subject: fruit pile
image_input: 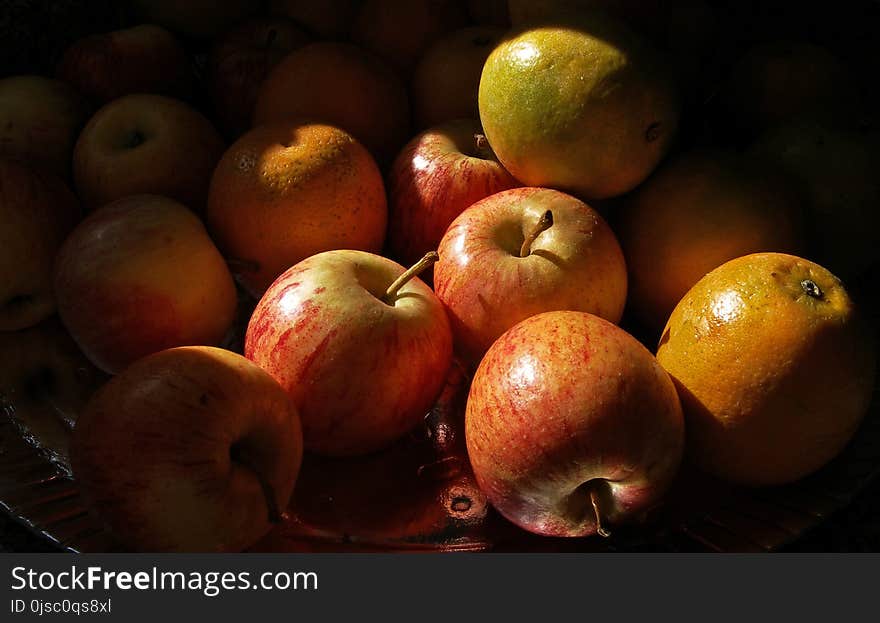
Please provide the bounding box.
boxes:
[0,0,877,552]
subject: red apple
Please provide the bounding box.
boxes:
[57,24,193,105]
[0,75,91,179]
[73,94,225,212]
[0,159,81,331]
[466,310,684,537]
[208,17,312,138]
[411,27,506,129]
[71,346,303,552]
[434,187,627,368]
[53,195,238,374]
[245,249,453,457]
[387,118,518,271]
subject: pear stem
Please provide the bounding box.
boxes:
[519,210,554,258]
[590,488,611,538]
[382,251,439,304]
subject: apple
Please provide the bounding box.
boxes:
[245,249,453,457]
[73,94,225,212]
[71,346,303,552]
[53,195,238,374]
[0,75,91,179]
[57,24,193,105]
[434,187,628,368]
[466,310,684,537]
[269,0,363,39]
[0,316,106,470]
[352,0,469,77]
[129,0,257,39]
[208,17,312,138]
[387,118,518,271]
[0,159,81,331]
[411,27,506,129]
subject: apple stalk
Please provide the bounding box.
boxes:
[232,444,283,524]
[520,210,554,258]
[474,133,497,160]
[590,488,611,538]
[382,251,439,304]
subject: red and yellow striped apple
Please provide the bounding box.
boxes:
[466,310,684,537]
[434,187,627,368]
[245,249,453,457]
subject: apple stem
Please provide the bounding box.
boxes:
[257,472,283,524]
[382,251,439,304]
[232,446,282,524]
[590,489,611,538]
[519,210,554,258]
[473,133,497,160]
[265,28,278,48]
[249,462,282,524]
[126,130,146,149]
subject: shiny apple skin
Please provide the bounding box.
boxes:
[71,346,303,552]
[434,186,627,368]
[387,118,518,269]
[245,249,453,457]
[466,310,684,537]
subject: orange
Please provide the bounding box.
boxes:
[656,253,876,486]
[618,150,805,331]
[205,122,387,296]
[253,41,410,164]
[478,15,679,199]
